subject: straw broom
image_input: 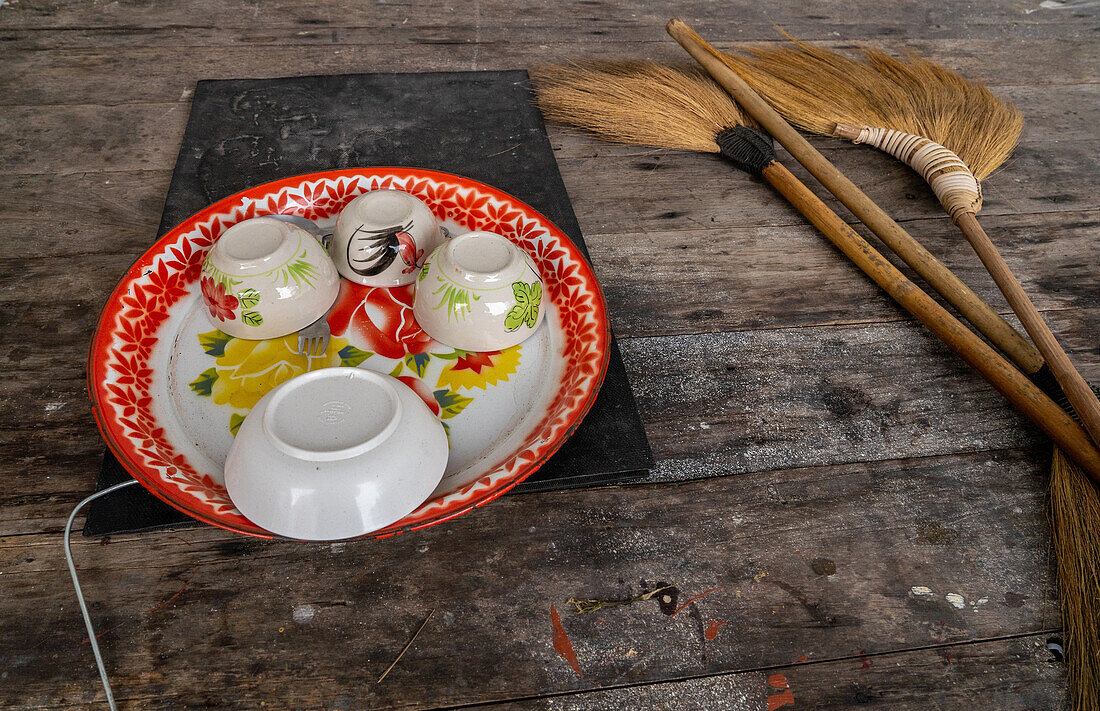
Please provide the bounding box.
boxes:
[533,58,1100,480]
[714,38,1100,449]
[713,39,1100,709]
[665,25,1100,710]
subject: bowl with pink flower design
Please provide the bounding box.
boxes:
[200,216,340,339]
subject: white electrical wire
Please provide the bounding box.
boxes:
[64,479,140,711]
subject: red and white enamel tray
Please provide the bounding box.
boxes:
[88,168,609,539]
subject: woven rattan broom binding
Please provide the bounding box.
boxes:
[834,123,983,220]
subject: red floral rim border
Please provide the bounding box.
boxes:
[88,168,610,539]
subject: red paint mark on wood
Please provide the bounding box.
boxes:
[80,622,125,645]
[767,674,794,710]
[857,650,873,670]
[704,620,727,640]
[146,566,201,615]
[550,605,582,677]
[670,587,724,617]
[167,536,193,546]
[767,689,795,711]
[791,654,808,663]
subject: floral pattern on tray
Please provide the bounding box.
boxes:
[88,169,609,538]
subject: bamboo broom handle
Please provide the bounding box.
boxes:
[666,19,1044,376]
[758,161,1100,483]
[956,211,1100,445]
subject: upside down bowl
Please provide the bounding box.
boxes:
[223,367,448,541]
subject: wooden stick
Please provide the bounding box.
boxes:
[665,19,1044,376]
[754,161,1100,482]
[377,608,435,683]
[955,211,1100,445]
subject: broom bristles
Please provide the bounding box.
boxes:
[719,39,1023,179]
[530,60,747,154]
[1051,447,1100,711]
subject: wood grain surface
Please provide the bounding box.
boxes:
[1,0,1097,708]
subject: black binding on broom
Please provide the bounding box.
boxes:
[715,125,775,174]
[1031,364,1100,427]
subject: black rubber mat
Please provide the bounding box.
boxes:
[85,70,654,536]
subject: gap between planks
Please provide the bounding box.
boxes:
[0,442,1061,549]
[417,629,1063,710]
[0,631,1062,711]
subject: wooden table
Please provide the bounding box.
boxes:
[2,1,1097,708]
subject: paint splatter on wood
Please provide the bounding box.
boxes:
[767,673,794,710]
[550,605,582,677]
[670,587,724,617]
[146,566,201,615]
[704,620,727,640]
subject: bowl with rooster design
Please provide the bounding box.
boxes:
[331,189,447,287]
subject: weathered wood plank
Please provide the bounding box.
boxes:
[2,84,1096,181]
[625,318,1062,478]
[3,305,1097,535]
[1,0,1094,42]
[558,135,1100,235]
[586,209,1100,339]
[0,0,1094,707]
[3,38,1095,107]
[0,638,1068,710]
[0,103,189,176]
[3,132,1097,264]
[0,447,1062,709]
[1,208,1094,387]
[487,634,1064,710]
[0,170,166,261]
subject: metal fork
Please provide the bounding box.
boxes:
[266,215,334,356]
[268,213,332,249]
[296,314,331,357]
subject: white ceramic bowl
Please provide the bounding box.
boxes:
[331,189,446,287]
[413,230,545,352]
[223,367,448,540]
[201,216,340,340]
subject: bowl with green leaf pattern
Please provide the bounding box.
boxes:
[412,230,545,352]
[200,216,340,340]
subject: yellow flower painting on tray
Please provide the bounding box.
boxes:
[435,346,522,391]
[188,330,371,432]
